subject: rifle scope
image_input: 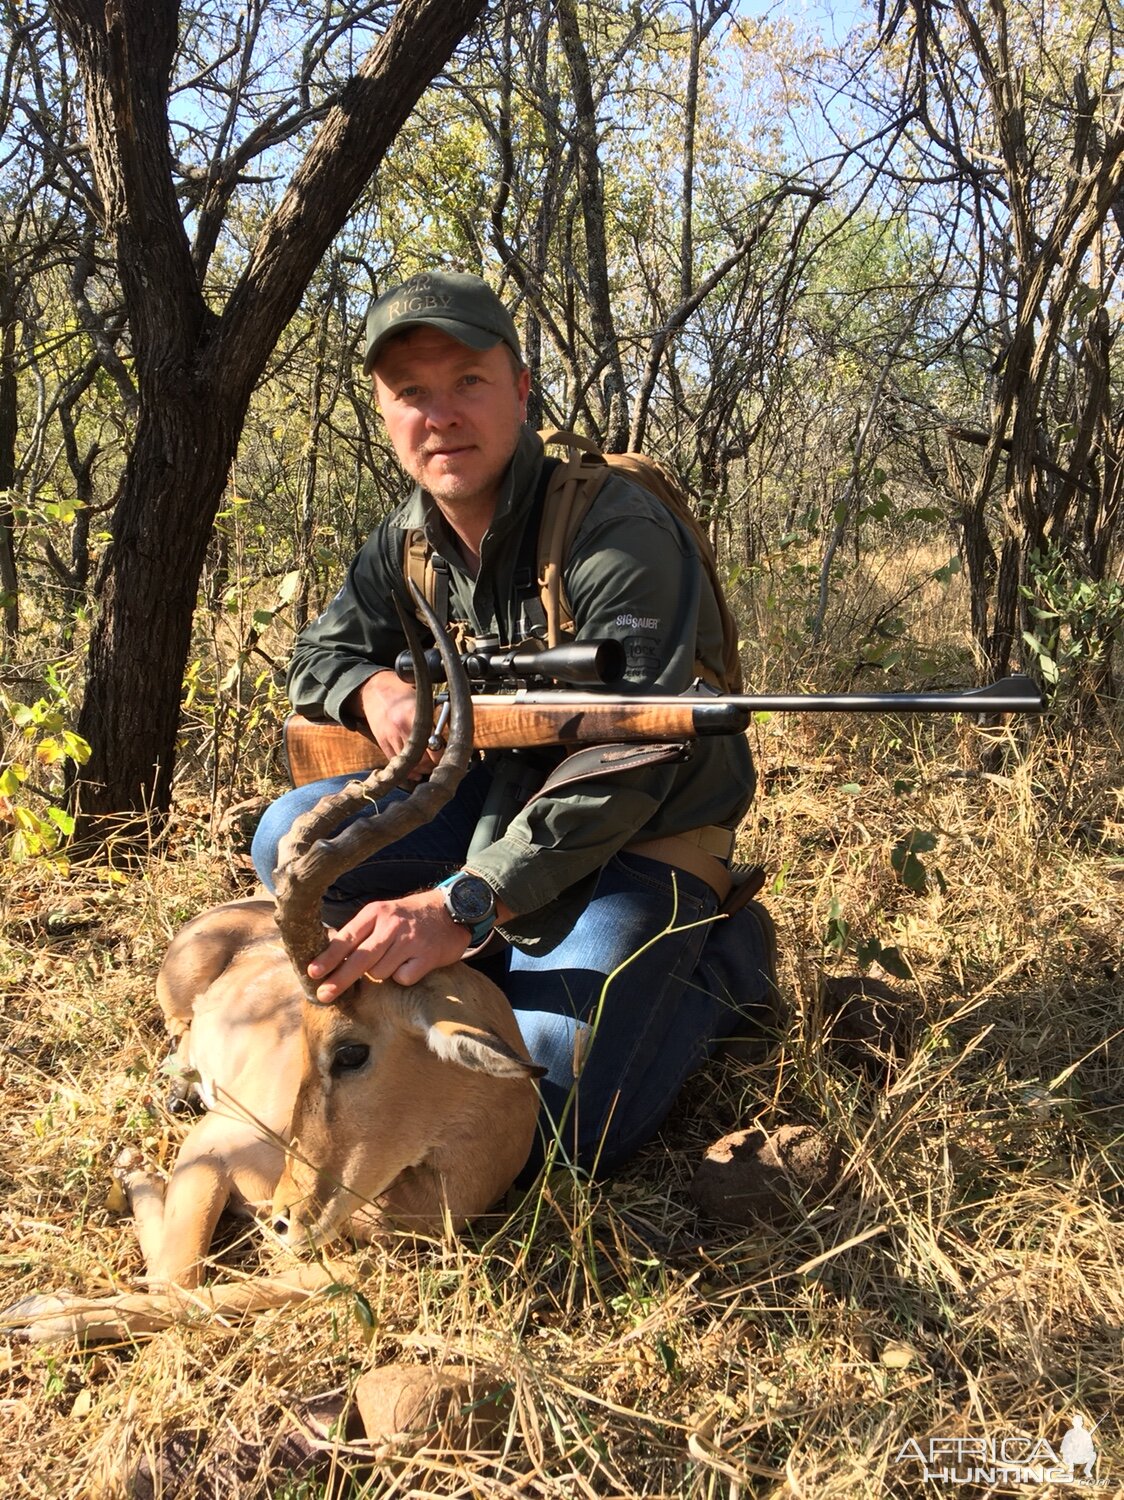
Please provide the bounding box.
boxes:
[395,638,626,688]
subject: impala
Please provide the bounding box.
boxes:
[7,593,542,1342]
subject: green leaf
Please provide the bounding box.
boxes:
[875,944,912,980]
[62,731,92,764]
[856,936,912,973]
[32,705,64,732]
[47,807,75,836]
[891,829,938,893]
[858,495,892,522]
[351,1290,375,1330]
[904,829,937,853]
[910,656,946,679]
[823,896,850,954]
[0,766,26,794]
[43,497,82,525]
[857,937,878,968]
[13,805,44,833]
[277,570,302,604]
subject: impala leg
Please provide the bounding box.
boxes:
[140,1117,241,1287]
[123,1170,171,1274]
[146,1114,286,1287]
[5,1263,342,1344]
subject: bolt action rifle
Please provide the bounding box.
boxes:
[282,636,1044,789]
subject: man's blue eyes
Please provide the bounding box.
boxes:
[397,375,482,399]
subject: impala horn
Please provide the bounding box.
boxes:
[273,583,473,999]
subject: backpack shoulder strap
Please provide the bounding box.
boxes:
[537,428,612,646]
[402,525,451,636]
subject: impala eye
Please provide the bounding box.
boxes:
[331,1043,370,1076]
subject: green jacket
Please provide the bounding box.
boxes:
[288,426,755,950]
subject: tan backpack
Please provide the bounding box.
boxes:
[404,426,743,692]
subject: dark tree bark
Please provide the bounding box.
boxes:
[47,0,488,841]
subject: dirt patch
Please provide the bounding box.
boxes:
[689,1123,844,1227]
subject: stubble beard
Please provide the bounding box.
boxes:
[411,418,522,515]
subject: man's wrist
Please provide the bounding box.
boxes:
[343,669,393,717]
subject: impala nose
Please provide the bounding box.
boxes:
[273,1212,291,1238]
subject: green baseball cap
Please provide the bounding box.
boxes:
[363,270,522,374]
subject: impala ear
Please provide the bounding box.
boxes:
[425,1018,546,1080]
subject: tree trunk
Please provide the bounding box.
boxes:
[0,273,18,645]
[48,0,488,842]
[556,0,629,452]
[75,395,239,821]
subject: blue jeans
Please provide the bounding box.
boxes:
[252,768,773,1180]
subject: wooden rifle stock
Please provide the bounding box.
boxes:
[283,676,1043,788]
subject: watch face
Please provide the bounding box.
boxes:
[449,875,494,924]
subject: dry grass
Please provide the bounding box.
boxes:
[2,550,1123,1498]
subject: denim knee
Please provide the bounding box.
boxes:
[251,787,299,889]
[250,777,355,890]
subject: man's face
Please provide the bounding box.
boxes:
[372,327,530,513]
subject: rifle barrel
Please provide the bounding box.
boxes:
[505,674,1044,718]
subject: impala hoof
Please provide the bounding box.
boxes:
[3,1293,89,1344]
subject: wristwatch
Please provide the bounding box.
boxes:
[436,872,497,948]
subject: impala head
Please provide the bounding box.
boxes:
[272,972,541,1249]
[269,587,541,1251]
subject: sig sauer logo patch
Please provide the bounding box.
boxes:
[623,635,660,682]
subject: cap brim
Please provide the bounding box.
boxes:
[364,317,502,374]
